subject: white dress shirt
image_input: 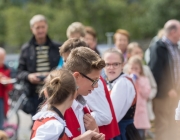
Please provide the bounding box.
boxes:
[71,100,86,134]
[84,79,112,126]
[109,74,136,122]
[32,110,72,140]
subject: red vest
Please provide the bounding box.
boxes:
[99,77,120,139]
[31,117,69,140]
[64,106,91,140]
[64,108,81,140]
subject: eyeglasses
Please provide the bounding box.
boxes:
[105,62,122,68]
[79,72,99,87]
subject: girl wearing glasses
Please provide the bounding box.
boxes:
[103,48,141,140]
[31,69,105,140]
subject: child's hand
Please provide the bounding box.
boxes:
[130,73,138,82]
[73,129,105,140]
[131,71,140,78]
[83,114,99,132]
[92,132,105,140]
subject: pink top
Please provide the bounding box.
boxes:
[134,76,151,129]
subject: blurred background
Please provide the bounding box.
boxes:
[1,0,180,76]
[1,0,180,52]
[1,1,180,139]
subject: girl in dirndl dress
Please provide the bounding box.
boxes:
[103,48,142,140]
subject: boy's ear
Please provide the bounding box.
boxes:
[72,72,80,79]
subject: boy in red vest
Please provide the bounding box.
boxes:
[59,38,120,139]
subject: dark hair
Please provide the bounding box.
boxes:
[40,69,76,105]
[85,26,97,39]
[59,38,88,55]
[65,47,105,74]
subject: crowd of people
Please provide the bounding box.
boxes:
[1,14,180,140]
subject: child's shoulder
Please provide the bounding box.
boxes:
[116,74,134,87]
[119,74,132,81]
[33,110,65,131]
[32,116,65,140]
[33,110,63,123]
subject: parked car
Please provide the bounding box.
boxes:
[5,54,19,78]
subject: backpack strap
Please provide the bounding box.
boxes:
[50,106,66,139]
[51,106,64,119]
[59,127,65,139]
[125,76,137,106]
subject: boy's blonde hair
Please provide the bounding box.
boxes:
[66,22,86,38]
[128,55,144,76]
[65,47,105,74]
[85,26,97,39]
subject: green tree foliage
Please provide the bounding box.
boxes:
[0,14,6,46]
[1,0,180,53]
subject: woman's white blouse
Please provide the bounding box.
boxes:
[31,110,72,140]
[109,74,136,122]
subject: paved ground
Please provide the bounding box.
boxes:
[7,110,32,140]
[17,110,32,140]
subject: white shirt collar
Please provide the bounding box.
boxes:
[112,73,128,84]
[71,100,84,111]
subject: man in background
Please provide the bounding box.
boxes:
[149,19,180,140]
[17,14,60,116]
